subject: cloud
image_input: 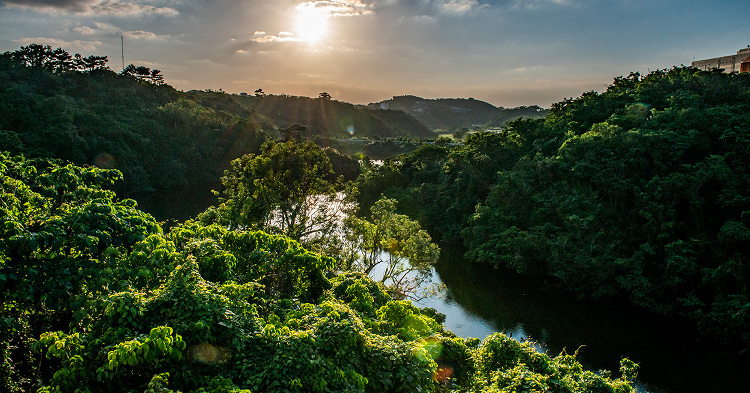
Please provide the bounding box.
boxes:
[251,33,302,43]
[13,36,101,51]
[2,0,179,16]
[93,21,118,30]
[91,1,178,16]
[73,25,97,35]
[128,59,160,68]
[511,0,574,10]
[2,0,96,12]
[123,30,168,40]
[377,0,486,20]
[73,21,118,35]
[295,1,374,17]
[436,0,484,15]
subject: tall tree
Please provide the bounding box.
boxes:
[209,140,349,247]
[345,197,441,300]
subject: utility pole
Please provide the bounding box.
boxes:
[121,34,125,71]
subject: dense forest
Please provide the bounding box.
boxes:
[1,44,642,392]
[356,67,750,349]
[0,44,438,195]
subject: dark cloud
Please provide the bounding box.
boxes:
[2,0,178,15]
[373,0,491,17]
[92,1,178,16]
[2,0,97,12]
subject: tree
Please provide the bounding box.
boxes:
[452,127,470,140]
[280,124,310,142]
[0,154,635,393]
[75,54,108,72]
[209,140,350,248]
[150,69,165,85]
[6,44,74,73]
[344,197,441,300]
[318,91,332,100]
[255,88,266,97]
[121,64,166,85]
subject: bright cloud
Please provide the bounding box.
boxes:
[251,33,302,43]
[437,0,483,15]
[73,21,118,35]
[295,1,374,17]
[123,30,167,40]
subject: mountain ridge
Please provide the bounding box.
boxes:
[368,95,548,130]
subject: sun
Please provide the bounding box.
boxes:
[296,6,329,42]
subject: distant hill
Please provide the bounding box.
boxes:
[0,44,437,194]
[234,94,434,139]
[368,95,548,129]
[486,105,548,128]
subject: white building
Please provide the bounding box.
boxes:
[691,46,750,73]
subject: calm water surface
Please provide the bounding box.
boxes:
[417,245,750,393]
[132,190,749,393]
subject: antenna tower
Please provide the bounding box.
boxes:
[121,34,125,71]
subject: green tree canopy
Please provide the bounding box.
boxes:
[207,140,350,249]
[354,67,750,348]
[0,153,637,393]
[345,197,441,300]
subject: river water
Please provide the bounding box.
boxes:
[416,245,750,393]
[133,189,750,393]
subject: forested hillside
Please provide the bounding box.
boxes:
[485,105,548,128]
[0,46,272,193]
[235,93,434,138]
[0,45,430,195]
[368,95,549,130]
[356,67,750,348]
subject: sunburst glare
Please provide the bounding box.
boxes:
[296,5,329,43]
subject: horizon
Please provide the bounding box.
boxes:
[0,1,747,108]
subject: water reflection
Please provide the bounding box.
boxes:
[418,244,750,393]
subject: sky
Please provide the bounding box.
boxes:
[0,0,747,108]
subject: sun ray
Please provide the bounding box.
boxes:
[296,5,329,42]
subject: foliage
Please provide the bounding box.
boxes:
[5,43,108,74]
[121,64,165,85]
[345,197,441,300]
[237,93,434,138]
[0,154,635,393]
[354,67,750,348]
[473,334,635,393]
[206,140,353,252]
[1,44,381,196]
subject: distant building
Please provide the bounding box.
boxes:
[691,46,750,73]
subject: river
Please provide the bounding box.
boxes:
[132,189,750,393]
[416,245,750,393]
